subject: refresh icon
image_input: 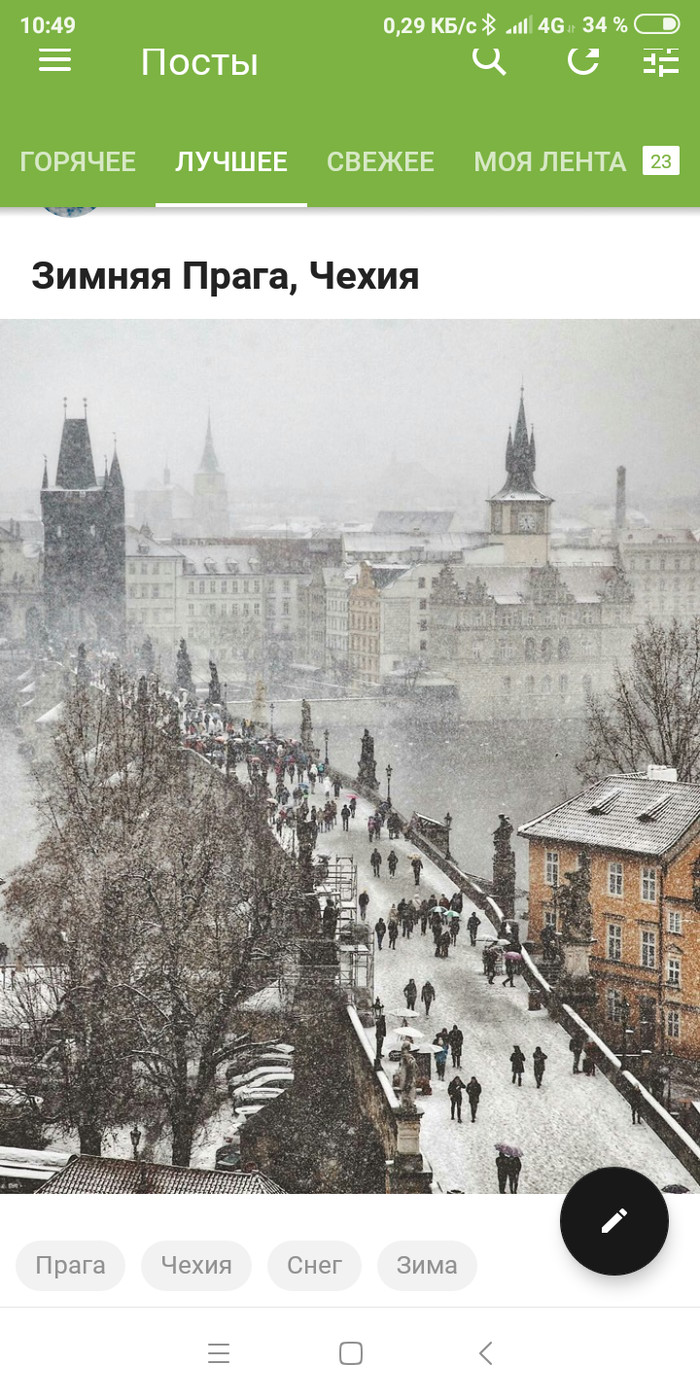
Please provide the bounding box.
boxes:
[568,47,600,74]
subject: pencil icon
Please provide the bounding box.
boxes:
[601,1208,627,1234]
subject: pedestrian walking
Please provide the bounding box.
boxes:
[439,928,451,959]
[421,980,436,1017]
[404,978,418,1012]
[419,899,429,935]
[485,946,499,984]
[402,907,414,939]
[502,955,516,988]
[466,1076,481,1122]
[533,1046,547,1089]
[341,803,350,832]
[375,918,386,950]
[506,1155,522,1194]
[333,777,342,799]
[434,1043,448,1081]
[630,1084,644,1125]
[582,1041,596,1076]
[410,855,423,886]
[450,917,460,947]
[370,848,382,878]
[450,891,463,914]
[388,919,399,949]
[510,1045,525,1086]
[388,849,398,877]
[322,899,338,938]
[375,1012,387,1064]
[448,1024,464,1067]
[368,816,376,844]
[496,1152,509,1194]
[349,796,357,818]
[569,1032,584,1074]
[358,890,369,921]
[448,1075,467,1122]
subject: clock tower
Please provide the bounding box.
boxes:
[488,390,553,566]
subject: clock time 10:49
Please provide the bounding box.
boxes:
[21,16,75,32]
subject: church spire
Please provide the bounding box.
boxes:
[108,436,124,492]
[199,412,221,475]
[56,404,97,489]
[41,455,49,491]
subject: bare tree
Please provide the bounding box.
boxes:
[3,666,299,1164]
[577,617,700,784]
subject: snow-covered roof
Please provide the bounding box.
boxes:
[38,1155,286,1194]
[519,774,700,858]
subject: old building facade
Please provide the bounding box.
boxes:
[520,771,700,1063]
[0,522,43,646]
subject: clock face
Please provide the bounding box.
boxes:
[519,511,537,533]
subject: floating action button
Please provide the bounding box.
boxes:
[560,1167,669,1276]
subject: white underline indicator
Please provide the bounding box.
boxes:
[601,1208,628,1234]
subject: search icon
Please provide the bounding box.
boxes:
[472,46,507,76]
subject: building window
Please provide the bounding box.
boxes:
[558,637,570,660]
[419,599,427,611]
[541,637,553,661]
[559,674,568,694]
[667,1008,680,1039]
[608,862,623,897]
[641,927,656,969]
[544,909,556,928]
[282,601,290,617]
[526,675,535,693]
[418,576,426,589]
[607,989,622,1022]
[254,602,261,616]
[199,581,205,594]
[545,850,559,886]
[419,620,428,632]
[668,910,682,935]
[641,867,657,903]
[188,604,194,616]
[607,924,622,962]
[221,580,227,593]
[152,585,159,599]
[419,640,427,651]
[524,637,535,661]
[283,579,290,593]
[502,675,511,693]
[667,956,681,988]
[128,562,135,575]
[254,580,260,593]
[188,581,194,595]
[128,586,136,599]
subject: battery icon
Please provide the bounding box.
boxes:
[634,13,681,32]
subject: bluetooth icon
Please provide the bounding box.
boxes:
[482,12,496,33]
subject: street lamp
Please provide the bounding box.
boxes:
[386,764,393,807]
[444,811,453,860]
[130,1126,142,1161]
[270,700,275,736]
[324,728,329,765]
[620,996,631,1070]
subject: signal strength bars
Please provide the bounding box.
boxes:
[506,14,533,32]
[39,48,72,72]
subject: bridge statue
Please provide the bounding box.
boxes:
[300,698,313,754]
[492,813,516,920]
[357,727,379,790]
[397,1045,418,1110]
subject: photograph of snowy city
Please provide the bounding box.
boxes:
[1,319,700,1196]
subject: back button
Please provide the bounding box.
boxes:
[560,1167,669,1276]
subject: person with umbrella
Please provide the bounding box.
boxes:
[388,848,399,877]
[495,1151,509,1194]
[507,1154,522,1194]
[410,854,423,887]
[448,1074,467,1122]
[533,1046,547,1088]
[358,889,369,920]
[510,1045,526,1086]
[370,847,382,878]
[404,978,418,1011]
[449,1024,464,1068]
[421,980,436,1017]
[502,951,521,987]
[467,1076,482,1122]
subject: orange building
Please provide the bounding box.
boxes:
[519,769,700,1063]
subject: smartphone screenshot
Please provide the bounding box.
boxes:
[0,4,697,1396]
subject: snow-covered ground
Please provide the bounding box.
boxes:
[307,779,697,1195]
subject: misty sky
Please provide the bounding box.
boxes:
[0,320,698,517]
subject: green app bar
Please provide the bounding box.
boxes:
[0,3,693,207]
